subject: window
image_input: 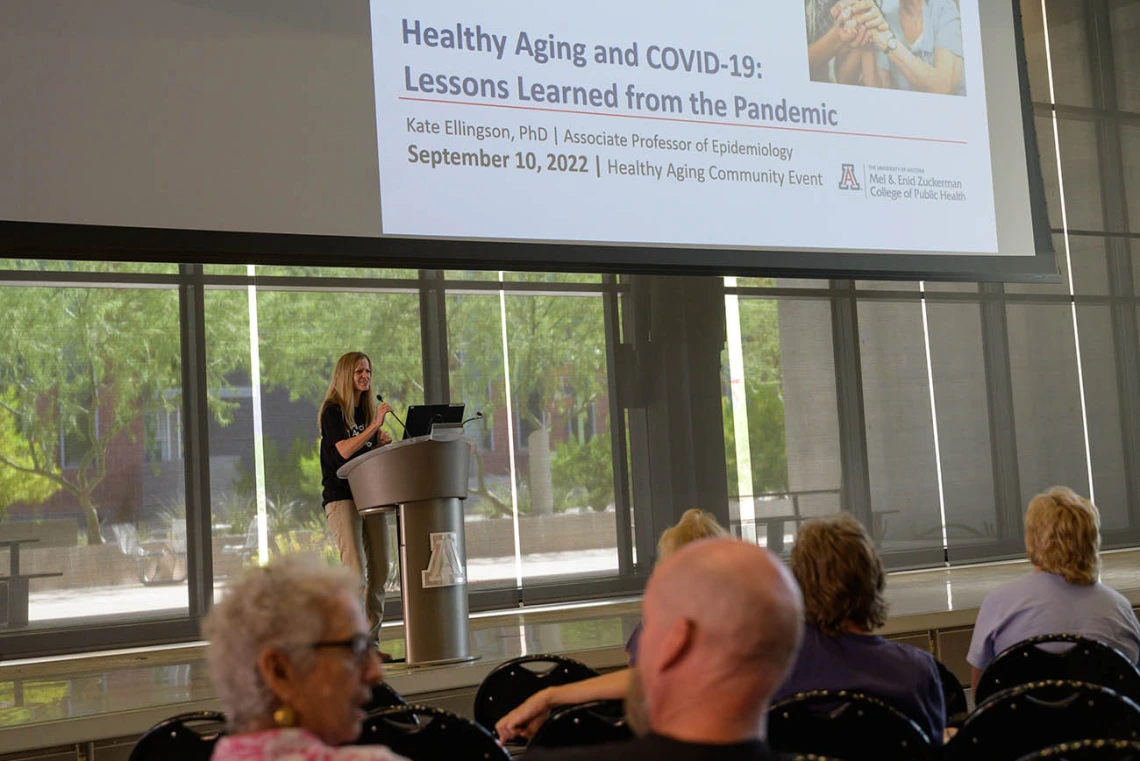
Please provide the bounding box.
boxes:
[447,282,619,590]
[0,284,188,630]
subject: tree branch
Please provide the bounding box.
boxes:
[0,451,77,495]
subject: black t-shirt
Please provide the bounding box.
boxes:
[523,734,775,761]
[320,404,379,507]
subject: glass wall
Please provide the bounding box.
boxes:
[447,282,619,590]
[723,0,1140,566]
[0,277,189,629]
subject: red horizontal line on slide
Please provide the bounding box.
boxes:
[397,95,969,146]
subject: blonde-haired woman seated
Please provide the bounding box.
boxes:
[624,509,730,663]
[495,508,729,742]
[774,514,945,742]
[206,555,407,761]
[967,486,1140,690]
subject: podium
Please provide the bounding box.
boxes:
[337,432,475,665]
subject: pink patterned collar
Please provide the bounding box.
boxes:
[211,728,406,761]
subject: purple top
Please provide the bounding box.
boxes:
[626,621,643,665]
[967,571,1140,670]
[774,624,945,742]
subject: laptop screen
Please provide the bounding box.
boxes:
[401,403,465,439]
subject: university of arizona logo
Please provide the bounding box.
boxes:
[422,531,466,588]
[839,163,861,191]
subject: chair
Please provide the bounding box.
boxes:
[363,681,408,713]
[767,690,937,761]
[473,654,599,734]
[128,711,226,761]
[936,658,969,727]
[1014,739,1140,761]
[945,680,1140,761]
[357,705,509,761]
[976,634,1140,706]
[528,700,632,749]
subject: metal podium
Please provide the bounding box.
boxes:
[337,430,475,666]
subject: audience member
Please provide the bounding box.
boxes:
[205,554,407,761]
[524,539,803,760]
[968,486,1140,689]
[774,514,945,742]
[626,509,730,664]
[496,509,729,742]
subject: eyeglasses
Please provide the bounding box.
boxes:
[310,633,374,662]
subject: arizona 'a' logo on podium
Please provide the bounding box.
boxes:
[839,163,861,191]
[422,531,467,588]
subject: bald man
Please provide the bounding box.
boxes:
[524,539,803,761]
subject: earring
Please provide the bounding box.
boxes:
[273,705,296,728]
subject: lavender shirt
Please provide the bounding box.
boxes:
[967,571,1140,670]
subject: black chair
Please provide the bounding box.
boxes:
[528,700,632,749]
[945,680,1140,761]
[473,654,599,734]
[976,634,1140,706]
[768,690,937,761]
[1014,739,1140,761]
[357,704,509,761]
[936,658,970,727]
[363,681,408,713]
[129,711,226,761]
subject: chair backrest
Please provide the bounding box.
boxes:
[473,654,599,733]
[768,690,936,761]
[976,634,1140,706]
[363,682,408,713]
[129,711,226,761]
[528,700,632,749]
[936,658,969,726]
[946,680,1140,761]
[1014,739,1140,761]
[357,705,509,761]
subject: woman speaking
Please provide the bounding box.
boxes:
[319,352,394,658]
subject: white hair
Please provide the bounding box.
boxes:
[203,554,361,728]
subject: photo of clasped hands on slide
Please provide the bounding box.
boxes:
[805,0,966,95]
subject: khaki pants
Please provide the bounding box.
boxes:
[324,499,390,640]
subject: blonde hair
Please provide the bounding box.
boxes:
[203,554,361,729]
[317,352,374,434]
[790,514,887,637]
[658,509,730,560]
[1025,486,1100,586]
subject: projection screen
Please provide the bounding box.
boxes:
[0,1,1058,281]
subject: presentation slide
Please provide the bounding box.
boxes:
[0,0,1054,279]
[371,0,1003,256]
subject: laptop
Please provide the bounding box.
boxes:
[401,403,465,439]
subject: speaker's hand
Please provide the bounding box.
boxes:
[376,401,393,424]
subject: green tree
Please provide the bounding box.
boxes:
[0,389,61,517]
[724,298,789,495]
[252,290,424,412]
[0,283,245,544]
[446,292,611,516]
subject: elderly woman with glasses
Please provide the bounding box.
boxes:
[205,554,407,761]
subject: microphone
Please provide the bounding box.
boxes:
[376,394,406,432]
[461,411,484,427]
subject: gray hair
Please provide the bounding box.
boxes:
[203,554,361,728]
